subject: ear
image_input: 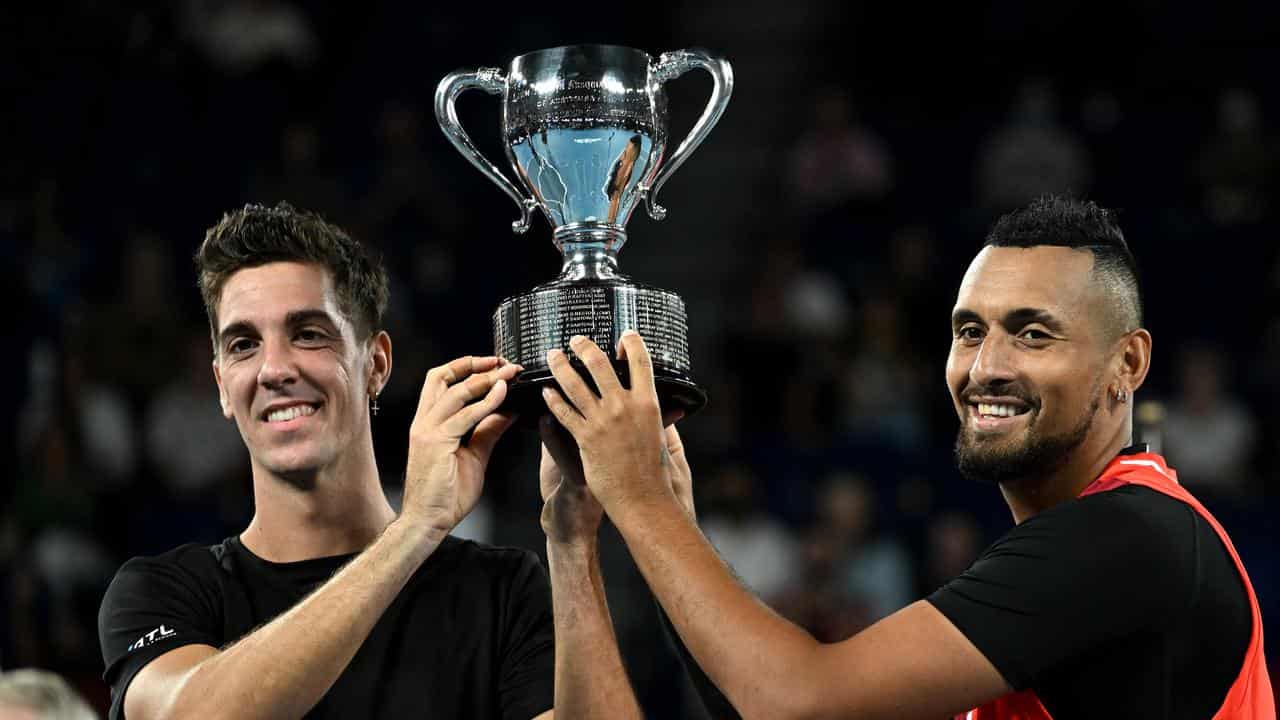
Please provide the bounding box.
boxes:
[367,331,393,397]
[1116,328,1153,396]
[212,357,234,420]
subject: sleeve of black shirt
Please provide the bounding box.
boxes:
[97,546,224,720]
[926,486,1193,690]
[497,549,556,720]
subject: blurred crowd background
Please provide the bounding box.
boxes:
[3,1,1277,716]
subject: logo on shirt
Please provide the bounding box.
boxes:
[128,624,177,652]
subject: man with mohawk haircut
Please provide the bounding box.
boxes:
[538,195,1273,719]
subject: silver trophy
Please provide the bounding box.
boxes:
[435,44,733,416]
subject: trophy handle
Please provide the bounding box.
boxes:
[434,67,537,234]
[642,49,735,221]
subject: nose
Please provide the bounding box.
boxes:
[257,335,299,390]
[969,332,1017,389]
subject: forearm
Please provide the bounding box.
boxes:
[169,520,440,720]
[547,540,643,720]
[656,602,741,720]
[613,496,822,720]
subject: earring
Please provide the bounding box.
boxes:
[370,393,380,416]
[1115,388,1128,404]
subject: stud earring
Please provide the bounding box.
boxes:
[1115,388,1128,404]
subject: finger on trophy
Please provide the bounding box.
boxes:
[570,335,623,395]
[542,386,585,432]
[618,330,658,399]
[417,356,499,417]
[547,348,598,412]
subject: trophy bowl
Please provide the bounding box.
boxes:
[435,44,733,418]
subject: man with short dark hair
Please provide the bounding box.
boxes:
[97,202,640,719]
[540,196,1274,719]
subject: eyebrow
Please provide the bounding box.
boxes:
[951,307,1065,334]
[218,308,339,346]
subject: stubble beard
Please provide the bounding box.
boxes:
[954,392,1100,486]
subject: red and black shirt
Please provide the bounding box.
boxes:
[930,448,1273,719]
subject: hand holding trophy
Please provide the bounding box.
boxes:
[435,44,733,416]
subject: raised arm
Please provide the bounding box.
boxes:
[120,356,521,720]
[542,334,1010,720]
[537,416,643,720]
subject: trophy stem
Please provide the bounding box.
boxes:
[555,224,626,281]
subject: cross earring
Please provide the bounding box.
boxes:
[371,393,380,416]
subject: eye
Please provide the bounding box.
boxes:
[228,338,257,354]
[956,325,984,343]
[296,328,328,344]
[1020,328,1051,342]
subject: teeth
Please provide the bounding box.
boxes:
[977,403,1022,418]
[267,405,316,423]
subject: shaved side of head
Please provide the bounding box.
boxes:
[984,195,1143,345]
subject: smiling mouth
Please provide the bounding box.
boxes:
[973,402,1028,418]
[966,401,1032,431]
[262,403,321,424]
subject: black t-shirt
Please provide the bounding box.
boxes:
[98,535,554,720]
[928,484,1252,719]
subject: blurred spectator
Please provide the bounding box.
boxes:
[21,177,85,320]
[144,328,248,500]
[818,472,914,621]
[0,669,98,720]
[1249,314,1280,486]
[885,223,944,308]
[923,511,983,593]
[975,78,1092,212]
[357,101,468,341]
[700,463,800,601]
[248,121,351,221]
[786,86,895,212]
[783,267,851,340]
[10,420,114,675]
[15,422,96,541]
[839,296,928,451]
[88,233,183,406]
[183,0,318,76]
[772,523,870,643]
[360,101,463,249]
[1162,344,1258,495]
[724,241,844,446]
[1197,88,1275,227]
[20,338,135,492]
[2,558,48,669]
[62,348,137,487]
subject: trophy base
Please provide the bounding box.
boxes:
[502,362,708,421]
[492,273,708,422]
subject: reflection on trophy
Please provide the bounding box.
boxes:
[435,44,733,416]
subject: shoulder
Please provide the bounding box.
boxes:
[1005,484,1193,553]
[100,539,236,620]
[108,540,231,590]
[951,485,1199,614]
[935,484,1201,610]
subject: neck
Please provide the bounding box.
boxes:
[999,416,1134,524]
[240,432,395,562]
[554,224,625,282]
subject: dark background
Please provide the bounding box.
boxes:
[3,1,1277,715]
